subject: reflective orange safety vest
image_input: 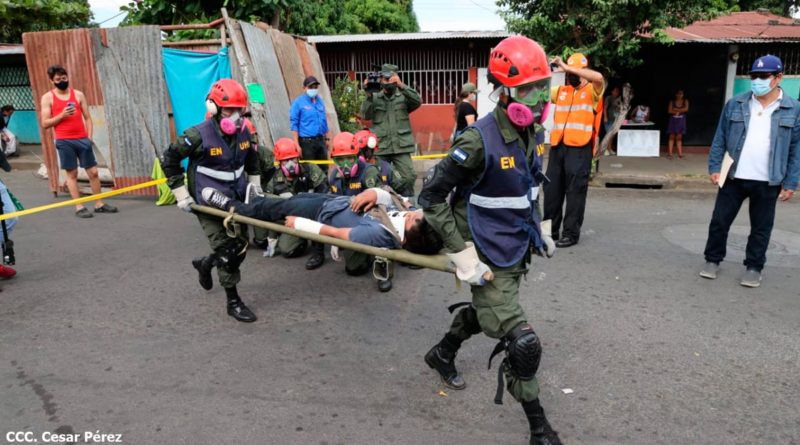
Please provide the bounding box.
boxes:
[550,83,597,147]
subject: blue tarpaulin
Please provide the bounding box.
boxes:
[162,47,232,136]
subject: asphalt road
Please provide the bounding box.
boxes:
[1,170,798,445]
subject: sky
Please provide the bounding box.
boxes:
[88,0,508,31]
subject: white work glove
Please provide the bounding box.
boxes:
[263,238,278,257]
[172,185,195,213]
[539,219,556,258]
[248,175,264,196]
[279,192,293,198]
[447,242,494,286]
[330,246,342,262]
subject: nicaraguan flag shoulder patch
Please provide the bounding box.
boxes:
[451,147,469,164]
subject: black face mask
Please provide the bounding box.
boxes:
[383,83,398,94]
[55,80,69,90]
[566,74,581,88]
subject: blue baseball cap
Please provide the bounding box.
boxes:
[750,55,783,73]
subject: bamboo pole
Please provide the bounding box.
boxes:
[190,204,456,274]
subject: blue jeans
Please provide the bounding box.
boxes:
[703,178,781,271]
[232,193,335,222]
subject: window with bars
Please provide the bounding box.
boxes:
[736,44,800,75]
[0,66,35,110]
[320,44,492,105]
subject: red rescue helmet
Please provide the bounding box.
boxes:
[488,36,550,88]
[273,138,301,161]
[331,132,358,157]
[352,130,378,152]
[207,79,248,109]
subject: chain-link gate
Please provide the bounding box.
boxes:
[0,66,35,110]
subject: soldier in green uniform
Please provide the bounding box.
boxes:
[418,37,560,444]
[360,64,421,198]
[255,137,328,262]
[162,79,272,323]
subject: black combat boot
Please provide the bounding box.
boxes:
[424,335,466,390]
[522,399,562,445]
[225,286,257,323]
[192,255,217,290]
[305,242,324,270]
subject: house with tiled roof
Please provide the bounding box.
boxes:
[613,10,800,147]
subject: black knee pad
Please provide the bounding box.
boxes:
[216,239,247,272]
[506,323,542,381]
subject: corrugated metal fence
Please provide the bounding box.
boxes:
[93,26,171,195]
[22,21,339,196]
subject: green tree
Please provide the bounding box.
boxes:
[330,77,366,133]
[498,0,799,72]
[0,0,93,43]
[120,0,418,37]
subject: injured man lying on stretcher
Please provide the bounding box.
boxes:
[201,187,443,255]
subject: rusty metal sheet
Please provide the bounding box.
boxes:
[239,21,292,141]
[304,41,340,135]
[270,29,306,101]
[22,28,106,194]
[295,38,315,78]
[92,26,170,185]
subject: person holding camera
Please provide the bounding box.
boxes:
[40,65,117,218]
[359,64,421,199]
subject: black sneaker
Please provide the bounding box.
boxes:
[201,187,231,209]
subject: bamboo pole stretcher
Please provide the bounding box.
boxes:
[190,203,457,274]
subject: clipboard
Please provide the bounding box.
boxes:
[718,152,734,188]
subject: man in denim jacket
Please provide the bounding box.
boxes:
[700,55,799,287]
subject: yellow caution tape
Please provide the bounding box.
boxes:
[291,153,447,166]
[0,178,167,222]
[3,154,450,220]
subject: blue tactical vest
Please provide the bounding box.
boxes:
[329,159,369,196]
[460,114,544,267]
[378,159,394,186]
[192,119,253,205]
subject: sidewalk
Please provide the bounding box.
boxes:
[591,152,714,191]
[6,144,44,171]
[414,149,716,193]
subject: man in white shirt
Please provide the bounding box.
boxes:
[700,55,800,287]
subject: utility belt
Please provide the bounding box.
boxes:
[299,135,325,142]
[196,165,244,182]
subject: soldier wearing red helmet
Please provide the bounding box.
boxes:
[417,36,561,444]
[253,138,328,266]
[328,132,384,197]
[352,129,410,194]
[162,79,274,323]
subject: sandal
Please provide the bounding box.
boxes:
[75,208,93,218]
[666,155,673,160]
[94,204,118,213]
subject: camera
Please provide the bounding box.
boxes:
[365,72,382,93]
